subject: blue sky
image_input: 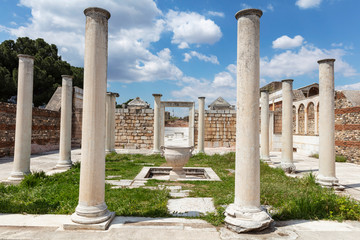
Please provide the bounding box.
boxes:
[0,0,359,116]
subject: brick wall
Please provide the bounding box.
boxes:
[0,102,61,157]
[114,108,154,149]
[335,106,360,163]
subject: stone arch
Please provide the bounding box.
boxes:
[292,105,296,134]
[308,87,319,97]
[298,104,305,134]
[307,102,315,135]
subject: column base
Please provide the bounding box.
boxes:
[316,175,345,191]
[260,156,271,162]
[55,160,72,169]
[280,162,296,173]
[7,170,30,181]
[105,149,115,154]
[224,204,273,233]
[71,202,114,225]
[153,149,162,154]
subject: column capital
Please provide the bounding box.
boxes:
[17,54,34,60]
[84,7,111,20]
[235,9,263,20]
[198,96,205,99]
[281,79,294,83]
[260,89,269,93]
[61,75,73,79]
[152,93,162,97]
[318,58,335,64]
[106,92,119,97]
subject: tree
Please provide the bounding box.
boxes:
[0,37,84,106]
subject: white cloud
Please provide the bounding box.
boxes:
[208,11,224,17]
[296,0,322,9]
[267,4,274,11]
[331,43,343,47]
[336,82,360,90]
[178,42,189,49]
[272,35,304,49]
[183,51,219,64]
[3,0,185,83]
[165,10,222,48]
[261,44,357,79]
[172,64,236,104]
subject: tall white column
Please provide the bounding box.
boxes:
[153,94,162,153]
[281,79,295,173]
[197,97,205,153]
[224,9,272,233]
[188,103,195,147]
[8,54,34,181]
[160,103,165,147]
[71,7,114,227]
[105,92,119,153]
[260,90,270,162]
[316,59,341,188]
[56,75,73,169]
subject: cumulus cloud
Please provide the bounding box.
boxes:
[267,4,274,11]
[183,51,219,64]
[272,35,304,49]
[261,44,357,79]
[165,10,222,48]
[296,0,322,9]
[3,0,187,83]
[336,82,360,90]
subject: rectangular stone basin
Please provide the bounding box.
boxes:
[134,167,221,181]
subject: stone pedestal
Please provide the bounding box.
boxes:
[8,55,34,181]
[105,92,119,153]
[153,94,162,153]
[224,8,272,233]
[56,75,73,169]
[281,79,295,173]
[316,59,342,189]
[260,90,270,162]
[70,7,114,228]
[197,97,205,153]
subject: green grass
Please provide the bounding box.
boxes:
[310,153,348,162]
[0,152,359,226]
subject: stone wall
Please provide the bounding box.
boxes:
[335,106,360,163]
[72,109,82,147]
[114,108,154,149]
[195,109,236,148]
[0,102,61,157]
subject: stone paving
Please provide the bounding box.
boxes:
[1,148,360,239]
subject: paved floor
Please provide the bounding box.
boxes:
[1,148,360,239]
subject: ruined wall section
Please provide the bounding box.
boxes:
[195,110,236,148]
[114,108,154,149]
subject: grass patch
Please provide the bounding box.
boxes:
[0,152,359,226]
[310,153,348,162]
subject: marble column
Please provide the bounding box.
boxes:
[316,59,341,188]
[260,90,270,162]
[71,7,114,227]
[224,9,272,233]
[56,75,73,169]
[153,94,162,153]
[160,103,165,147]
[281,79,295,173]
[188,103,195,147]
[197,97,205,153]
[8,54,34,181]
[105,92,119,153]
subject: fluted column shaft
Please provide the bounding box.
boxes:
[197,97,205,153]
[71,7,113,225]
[153,94,162,153]
[260,91,270,161]
[224,9,272,233]
[8,55,34,181]
[56,75,73,169]
[317,59,339,186]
